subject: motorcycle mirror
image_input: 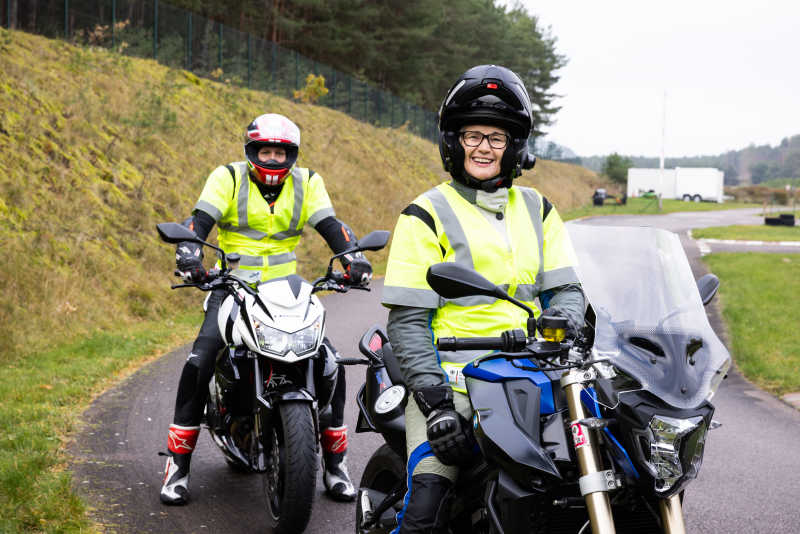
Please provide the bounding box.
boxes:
[356,230,390,251]
[426,263,506,299]
[156,222,226,268]
[696,273,719,306]
[156,222,200,244]
[427,263,536,334]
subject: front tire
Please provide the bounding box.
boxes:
[357,444,406,534]
[264,402,318,534]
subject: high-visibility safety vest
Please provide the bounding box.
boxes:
[381,181,580,392]
[193,162,335,281]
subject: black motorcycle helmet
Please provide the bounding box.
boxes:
[438,65,536,191]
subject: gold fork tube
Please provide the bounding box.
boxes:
[562,371,617,534]
[659,494,686,534]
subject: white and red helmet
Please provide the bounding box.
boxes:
[244,114,300,186]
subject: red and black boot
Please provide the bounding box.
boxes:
[321,425,356,502]
[160,424,200,505]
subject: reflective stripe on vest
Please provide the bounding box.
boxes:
[424,185,547,391]
[239,251,298,267]
[217,164,305,241]
[423,187,544,307]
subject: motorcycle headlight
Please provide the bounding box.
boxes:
[648,415,707,494]
[254,316,323,357]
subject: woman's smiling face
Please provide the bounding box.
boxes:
[460,124,508,181]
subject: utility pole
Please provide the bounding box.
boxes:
[658,90,666,211]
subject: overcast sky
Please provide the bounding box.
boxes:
[513,1,799,158]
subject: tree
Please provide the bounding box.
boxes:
[749,162,769,184]
[602,153,633,184]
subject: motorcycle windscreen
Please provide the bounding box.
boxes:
[567,224,731,409]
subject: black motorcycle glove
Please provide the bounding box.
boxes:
[175,241,206,283]
[414,385,476,466]
[342,253,372,286]
[538,307,577,340]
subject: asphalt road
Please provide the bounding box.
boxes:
[69,207,800,533]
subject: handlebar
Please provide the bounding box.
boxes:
[437,328,529,353]
[335,357,371,366]
[437,336,507,351]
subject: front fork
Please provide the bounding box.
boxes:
[659,494,686,534]
[561,368,687,534]
[561,368,617,534]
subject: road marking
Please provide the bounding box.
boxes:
[701,238,800,247]
[697,240,712,256]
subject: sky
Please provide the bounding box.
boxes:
[512,1,800,158]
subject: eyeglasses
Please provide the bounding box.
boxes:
[460,130,509,149]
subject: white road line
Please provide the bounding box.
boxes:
[701,238,800,247]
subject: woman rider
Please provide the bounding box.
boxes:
[380,65,586,533]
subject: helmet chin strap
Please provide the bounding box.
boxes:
[460,171,510,193]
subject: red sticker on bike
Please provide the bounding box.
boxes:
[571,422,587,448]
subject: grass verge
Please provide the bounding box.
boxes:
[562,198,761,220]
[702,253,800,395]
[693,224,800,241]
[0,311,201,533]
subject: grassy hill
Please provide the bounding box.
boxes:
[0,28,603,531]
[0,27,603,367]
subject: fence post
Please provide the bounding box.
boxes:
[347,76,352,114]
[153,0,158,59]
[294,50,298,91]
[186,12,192,69]
[390,94,394,128]
[218,22,222,71]
[270,41,276,89]
[64,0,68,38]
[111,0,116,48]
[247,34,251,88]
[364,83,368,123]
[331,70,336,109]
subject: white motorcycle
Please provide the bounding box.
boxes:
[157,222,389,534]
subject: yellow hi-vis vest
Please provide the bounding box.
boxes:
[381,181,580,392]
[193,162,335,281]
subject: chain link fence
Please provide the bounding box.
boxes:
[2,0,439,142]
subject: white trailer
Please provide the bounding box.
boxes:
[626,167,724,203]
[674,167,724,203]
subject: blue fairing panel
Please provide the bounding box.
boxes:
[463,358,555,414]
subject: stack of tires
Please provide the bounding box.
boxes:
[764,214,796,226]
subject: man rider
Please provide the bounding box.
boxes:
[381,65,586,532]
[160,113,371,505]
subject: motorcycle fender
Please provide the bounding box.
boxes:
[467,377,561,480]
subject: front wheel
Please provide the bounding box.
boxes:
[356,444,406,534]
[264,402,318,534]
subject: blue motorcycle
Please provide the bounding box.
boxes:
[349,225,730,534]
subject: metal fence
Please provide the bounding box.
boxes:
[1,0,439,142]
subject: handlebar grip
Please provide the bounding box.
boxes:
[437,337,505,351]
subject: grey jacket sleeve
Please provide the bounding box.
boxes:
[386,305,446,391]
[546,283,586,333]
